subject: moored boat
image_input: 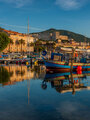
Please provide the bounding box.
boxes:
[43,51,90,73]
[44,60,90,72]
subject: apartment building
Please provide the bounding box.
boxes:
[3,30,35,53]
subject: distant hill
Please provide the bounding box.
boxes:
[32,28,90,42]
[0,27,90,43]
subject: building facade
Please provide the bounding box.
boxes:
[3,30,35,53]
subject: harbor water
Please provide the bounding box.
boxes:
[0,65,90,120]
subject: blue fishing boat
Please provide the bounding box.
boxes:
[43,52,90,72]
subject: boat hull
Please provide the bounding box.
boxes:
[46,67,70,73]
[44,60,90,73]
[44,60,70,73]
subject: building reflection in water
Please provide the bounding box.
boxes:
[1,65,89,95]
[0,65,35,86]
[0,65,38,104]
[0,65,46,86]
[42,71,90,94]
[0,66,10,86]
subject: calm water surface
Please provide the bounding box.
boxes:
[0,65,90,120]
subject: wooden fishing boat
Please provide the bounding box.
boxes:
[44,60,90,72]
[43,51,90,72]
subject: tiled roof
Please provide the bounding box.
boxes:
[3,29,24,35]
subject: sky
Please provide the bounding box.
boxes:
[0,0,90,37]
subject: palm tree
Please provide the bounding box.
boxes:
[52,42,56,49]
[30,42,35,47]
[15,40,20,53]
[19,39,25,54]
[9,39,14,53]
[34,40,42,53]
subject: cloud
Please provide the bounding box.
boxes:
[55,0,89,10]
[0,0,33,8]
[56,101,90,120]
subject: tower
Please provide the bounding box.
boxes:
[51,31,60,40]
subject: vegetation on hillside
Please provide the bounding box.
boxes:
[32,28,90,42]
[0,32,10,52]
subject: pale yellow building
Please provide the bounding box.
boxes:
[3,30,35,53]
[59,35,68,40]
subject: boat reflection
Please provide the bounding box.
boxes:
[0,65,89,95]
[42,71,90,94]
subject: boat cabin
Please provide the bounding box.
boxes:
[51,53,63,61]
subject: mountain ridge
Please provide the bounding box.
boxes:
[32,28,90,42]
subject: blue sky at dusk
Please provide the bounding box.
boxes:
[0,0,90,37]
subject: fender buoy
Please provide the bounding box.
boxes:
[76,80,78,83]
[77,70,82,74]
[77,66,82,74]
[74,80,78,84]
[42,50,47,56]
[77,66,82,71]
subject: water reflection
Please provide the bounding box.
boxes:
[43,71,90,94]
[0,65,46,87]
[0,65,35,86]
[0,65,90,95]
[0,65,90,120]
[0,67,10,86]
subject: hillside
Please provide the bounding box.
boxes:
[32,28,90,42]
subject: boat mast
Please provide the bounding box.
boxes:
[28,17,29,35]
[26,18,30,104]
[27,17,30,54]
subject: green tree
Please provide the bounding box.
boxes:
[35,40,42,45]
[34,40,42,53]
[52,42,56,49]
[0,32,10,52]
[19,39,25,54]
[39,46,45,52]
[30,42,35,47]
